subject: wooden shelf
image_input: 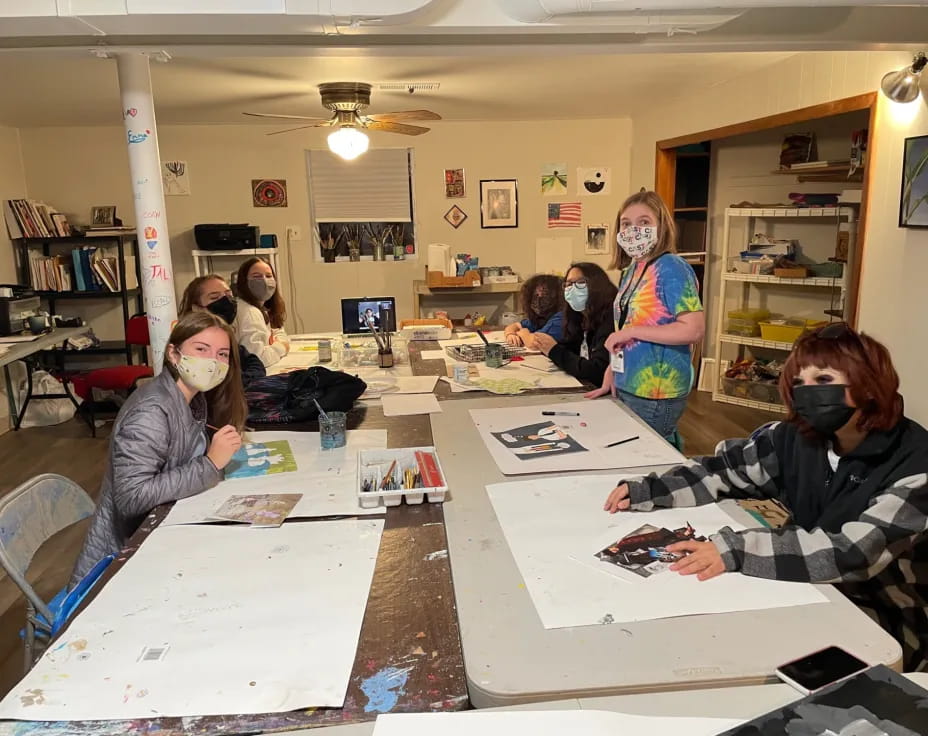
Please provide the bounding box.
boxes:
[723,273,842,287]
[725,206,855,219]
[36,288,140,299]
[713,392,787,414]
[719,334,795,351]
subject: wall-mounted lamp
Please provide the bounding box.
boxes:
[881,52,927,104]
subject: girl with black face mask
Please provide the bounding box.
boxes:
[602,323,928,672]
[504,274,565,351]
[179,274,266,388]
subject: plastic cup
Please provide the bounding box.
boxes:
[319,411,347,450]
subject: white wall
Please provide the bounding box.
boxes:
[631,50,928,424]
[18,118,631,336]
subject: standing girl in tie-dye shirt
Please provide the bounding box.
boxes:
[585,191,705,442]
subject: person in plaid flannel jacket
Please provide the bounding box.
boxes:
[604,323,928,671]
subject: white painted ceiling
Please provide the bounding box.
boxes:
[0,48,795,127]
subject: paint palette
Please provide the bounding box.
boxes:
[357,446,448,508]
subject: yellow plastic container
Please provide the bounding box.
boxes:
[759,319,826,343]
[728,308,771,322]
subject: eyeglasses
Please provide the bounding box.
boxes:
[563,278,588,288]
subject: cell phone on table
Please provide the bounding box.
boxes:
[775,645,870,695]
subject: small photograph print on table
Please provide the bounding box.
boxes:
[718,665,928,736]
[594,522,705,581]
[0,520,384,720]
[373,710,740,736]
[486,475,827,629]
[491,421,585,460]
[162,430,388,525]
[470,400,683,475]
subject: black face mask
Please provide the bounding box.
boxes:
[531,293,556,316]
[792,384,856,436]
[206,295,237,325]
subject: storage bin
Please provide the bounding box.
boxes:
[748,381,783,405]
[720,377,753,399]
[726,318,761,337]
[728,308,771,322]
[759,319,826,343]
[773,267,809,279]
[357,446,448,509]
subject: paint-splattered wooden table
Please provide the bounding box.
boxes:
[0,408,467,736]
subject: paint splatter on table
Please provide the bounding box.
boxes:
[0,408,467,735]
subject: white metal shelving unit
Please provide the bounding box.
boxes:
[712,206,857,414]
[192,248,280,279]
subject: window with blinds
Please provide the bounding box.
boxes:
[307,148,417,262]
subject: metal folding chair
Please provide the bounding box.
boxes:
[0,474,95,672]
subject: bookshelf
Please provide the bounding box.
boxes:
[14,234,144,365]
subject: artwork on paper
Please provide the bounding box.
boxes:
[541,162,568,196]
[225,440,298,479]
[444,205,468,229]
[547,202,582,228]
[252,178,288,207]
[900,134,928,228]
[480,179,518,228]
[491,421,586,460]
[585,224,609,254]
[719,665,928,735]
[594,523,705,579]
[444,168,465,198]
[211,493,302,527]
[162,160,191,196]
[577,167,612,196]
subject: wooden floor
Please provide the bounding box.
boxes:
[0,391,777,699]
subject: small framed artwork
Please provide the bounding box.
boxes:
[444,205,468,229]
[444,168,465,198]
[900,134,928,228]
[480,179,518,229]
[252,178,288,207]
[585,223,609,254]
[90,206,116,227]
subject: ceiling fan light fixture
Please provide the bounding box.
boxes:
[881,52,927,103]
[328,127,370,161]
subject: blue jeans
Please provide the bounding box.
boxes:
[616,390,688,440]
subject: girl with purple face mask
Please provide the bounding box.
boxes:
[585,191,705,443]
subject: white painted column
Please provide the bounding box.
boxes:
[116,52,176,373]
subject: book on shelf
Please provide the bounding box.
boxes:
[787,160,849,170]
[3,199,73,239]
[28,246,134,294]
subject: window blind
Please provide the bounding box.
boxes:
[307,148,412,223]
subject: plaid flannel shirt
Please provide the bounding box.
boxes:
[625,423,928,671]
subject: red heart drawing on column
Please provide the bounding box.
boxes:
[125,108,138,118]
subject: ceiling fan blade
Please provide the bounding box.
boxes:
[243,112,332,123]
[266,124,326,137]
[365,120,431,136]
[365,110,442,123]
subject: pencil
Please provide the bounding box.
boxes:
[380,460,397,490]
[605,435,639,449]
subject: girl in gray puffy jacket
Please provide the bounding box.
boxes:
[71,312,248,585]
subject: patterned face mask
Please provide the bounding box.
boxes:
[531,290,557,315]
[617,226,659,259]
[174,353,229,393]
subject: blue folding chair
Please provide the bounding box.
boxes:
[0,473,110,672]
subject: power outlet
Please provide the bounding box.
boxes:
[287,225,302,241]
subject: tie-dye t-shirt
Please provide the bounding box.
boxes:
[612,253,702,399]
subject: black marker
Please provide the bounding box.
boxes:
[605,435,639,448]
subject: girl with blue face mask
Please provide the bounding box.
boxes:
[532,263,617,384]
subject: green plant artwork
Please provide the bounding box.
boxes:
[901,135,928,228]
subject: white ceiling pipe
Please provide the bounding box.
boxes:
[500,0,923,22]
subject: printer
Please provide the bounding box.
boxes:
[194,223,260,251]
[0,285,41,336]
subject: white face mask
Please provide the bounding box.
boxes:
[617,226,659,260]
[174,352,229,393]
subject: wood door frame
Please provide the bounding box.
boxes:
[655,92,878,327]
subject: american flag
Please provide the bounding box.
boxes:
[547,202,582,228]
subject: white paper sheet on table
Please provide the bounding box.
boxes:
[419,349,447,361]
[162,430,386,525]
[470,399,683,474]
[374,710,740,736]
[393,375,439,394]
[486,475,828,629]
[381,393,442,416]
[0,520,384,720]
[0,334,39,343]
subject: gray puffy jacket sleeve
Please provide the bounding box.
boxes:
[111,404,222,517]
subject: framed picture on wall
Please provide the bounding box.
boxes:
[480,179,518,229]
[900,134,928,228]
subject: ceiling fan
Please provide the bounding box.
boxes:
[243,82,441,160]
